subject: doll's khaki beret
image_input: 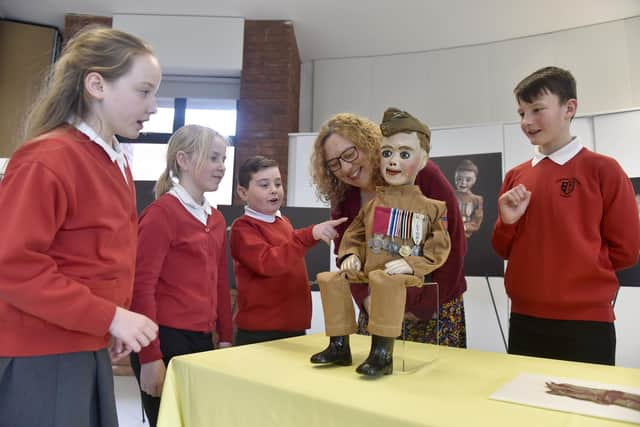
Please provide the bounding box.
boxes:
[380,107,431,142]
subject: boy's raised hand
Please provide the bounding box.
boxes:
[498,184,531,224]
[312,217,348,244]
[109,307,158,353]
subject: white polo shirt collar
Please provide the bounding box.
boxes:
[243,206,282,223]
[72,120,129,182]
[532,137,583,167]
[169,183,212,225]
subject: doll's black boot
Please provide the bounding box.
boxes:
[356,335,394,376]
[310,335,352,365]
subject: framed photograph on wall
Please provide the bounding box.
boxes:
[430,153,504,277]
[616,176,640,287]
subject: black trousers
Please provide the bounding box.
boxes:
[130,325,214,427]
[507,312,616,365]
[0,349,117,427]
[235,329,305,346]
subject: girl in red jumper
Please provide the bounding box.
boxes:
[130,124,233,426]
[0,27,160,427]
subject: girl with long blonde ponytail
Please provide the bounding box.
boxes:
[130,124,232,426]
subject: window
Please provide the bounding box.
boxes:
[185,98,237,137]
[141,98,174,133]
[123,97,237,209]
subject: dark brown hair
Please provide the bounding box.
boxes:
[455,159,478,177]
[514,66,577,105]
[237,156,279,188]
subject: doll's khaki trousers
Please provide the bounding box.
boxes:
[316,270,423,338]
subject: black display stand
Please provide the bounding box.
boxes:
[485,276,507,352]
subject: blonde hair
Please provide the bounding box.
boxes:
[154,125,228,199]
[23,26,155,142]
[310,113,384,207]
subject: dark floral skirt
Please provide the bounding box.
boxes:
[357,295,467,348]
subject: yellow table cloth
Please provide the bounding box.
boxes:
[157,333,640,427]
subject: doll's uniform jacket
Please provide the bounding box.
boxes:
[338,184,451,279]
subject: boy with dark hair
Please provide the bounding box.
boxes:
[230,156,346,345]
[492,66,640,365]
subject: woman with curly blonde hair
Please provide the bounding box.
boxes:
[311,113,385,207]
[309,111,468,350]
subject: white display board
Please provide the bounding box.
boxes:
[0,158,8,177]
[593,110,640,177]
[287,133,329,208]
[431,124,503,157]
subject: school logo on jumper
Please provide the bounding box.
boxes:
[557,177,579,197]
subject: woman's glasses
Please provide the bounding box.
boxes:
[325,146,359,172]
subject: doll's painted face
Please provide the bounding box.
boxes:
[454,170,477,193]
[380,132,427,186]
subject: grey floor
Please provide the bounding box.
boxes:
[114,375,147,427]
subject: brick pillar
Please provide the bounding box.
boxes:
[64,14,112,42]
[235,20,301,205]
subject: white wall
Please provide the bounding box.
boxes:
[593,110,640,177]
[311,17,640,130]
[287,133,328,208]
[290,107,640,368]
[113,15,244,77]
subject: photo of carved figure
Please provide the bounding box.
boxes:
[454,159,484,239]
[431,152,503,277]
[616,177,640,287]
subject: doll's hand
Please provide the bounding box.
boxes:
[498,184,531,224]
[340,254,361,271]
[404,312,420,321]
[384,259,413,275]
[312,217,348,244]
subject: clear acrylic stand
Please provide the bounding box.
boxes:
[395,281,439,374]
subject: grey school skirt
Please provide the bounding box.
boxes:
[0,349,118,427]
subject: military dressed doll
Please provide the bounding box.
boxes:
[310,108,451,376]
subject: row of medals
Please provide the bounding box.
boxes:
[368,234,421,257]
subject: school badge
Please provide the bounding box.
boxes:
[558,177,579,198]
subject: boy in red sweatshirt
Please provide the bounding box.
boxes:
[230,156,346,345]
[492,66,640,365]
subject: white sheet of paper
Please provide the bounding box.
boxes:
[489,373,640,424]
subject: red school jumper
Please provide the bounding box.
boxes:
[492,147,640,322]
[0,127,138,356]
[230,214,316,332]
[132,194,233,363]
